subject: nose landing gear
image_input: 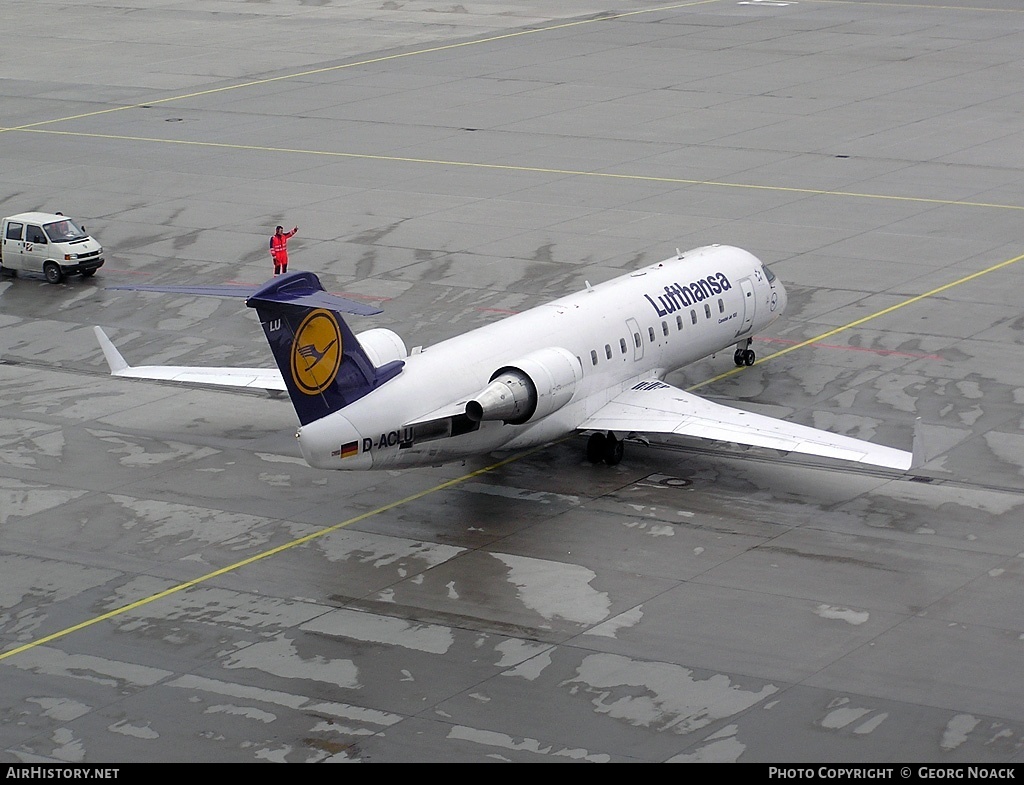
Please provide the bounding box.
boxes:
[734,337,755,367]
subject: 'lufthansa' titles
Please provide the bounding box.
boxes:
[644,272,732,316]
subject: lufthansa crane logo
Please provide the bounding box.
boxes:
[290,309,343,395]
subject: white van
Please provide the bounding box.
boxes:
[0,212,105,284]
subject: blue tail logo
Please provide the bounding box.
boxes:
[291,310,343,395]
[246,272,403,425]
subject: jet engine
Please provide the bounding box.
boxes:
[355,328,407,367]
[466,347,581,425]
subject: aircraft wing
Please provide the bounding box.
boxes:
[579,380,913,471]
[94,326,286,392]
[96,277,381,394]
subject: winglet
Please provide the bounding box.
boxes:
[94,326,130,374]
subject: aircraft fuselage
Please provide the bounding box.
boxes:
[296,244,786,469]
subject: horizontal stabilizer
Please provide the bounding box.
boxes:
[106,283,262,297]
[107,274,382,316]
[244,272,383,316]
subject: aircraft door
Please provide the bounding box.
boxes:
[626,317,644,361]
[736,277,756,336]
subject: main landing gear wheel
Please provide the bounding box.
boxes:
[586,432,624,466]
[605,434,624,466]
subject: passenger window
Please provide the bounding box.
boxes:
[704,304,711,319]
[28,225,47,244]
[5,222,23,241]
[590,350,598,366]
[634,332,641,348]
[690,310,697,325]
[648,327,655,342]
[662,320,669,336]
[718,298,725,313]
[605,344,612,359]
[619,338,627,354]
[676,315,683,331]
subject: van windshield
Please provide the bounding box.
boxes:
[44,219,88,243]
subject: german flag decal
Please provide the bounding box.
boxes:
[339,441,359,459]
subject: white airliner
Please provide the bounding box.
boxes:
[96,244,914,471]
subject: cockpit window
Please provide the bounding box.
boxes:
[44,219,87,243]
[761,264,776,283]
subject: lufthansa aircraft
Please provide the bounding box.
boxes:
[96,244,913,471]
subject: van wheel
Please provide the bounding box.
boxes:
[44,262,64,284]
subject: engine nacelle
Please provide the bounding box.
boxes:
[355,328,407,367]
[466,347,581,425]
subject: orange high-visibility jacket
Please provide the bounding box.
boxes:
[270,228,297,261]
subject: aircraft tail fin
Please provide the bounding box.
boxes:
[245,272,403,426]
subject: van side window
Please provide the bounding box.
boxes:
[5,222,23,241]
[27,225,47,244]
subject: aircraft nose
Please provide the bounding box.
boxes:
[772,278,788,315]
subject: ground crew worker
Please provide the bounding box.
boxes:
[270,225,298,276]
